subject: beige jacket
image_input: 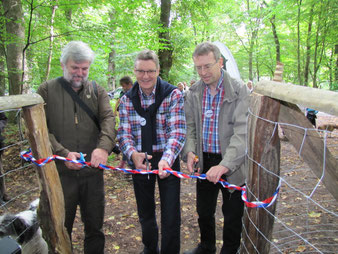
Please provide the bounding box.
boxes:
[182,70,250,186]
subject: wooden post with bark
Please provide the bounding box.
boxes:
[242,63,338,253]
[0,94,71,254]
[241,66,282,253]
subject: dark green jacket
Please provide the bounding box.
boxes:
[37,78,116,175]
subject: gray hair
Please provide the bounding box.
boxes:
[192,42,221,61]
[134,50,160,69]
[60,41,95,65]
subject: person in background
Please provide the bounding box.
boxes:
[305,108,318,127]
[115,76,133,169]
[0,112,8,203]
[37,41,116,254]
[182,42,250,254]
[117,49,186,254]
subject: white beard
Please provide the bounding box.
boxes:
[63,67,88,88]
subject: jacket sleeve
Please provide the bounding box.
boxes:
[37,82,70,157]
[220,83,250,174]
[181,89,197,162]
[96,85,116,153]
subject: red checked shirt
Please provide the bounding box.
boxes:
[202,71,224,154]
[117,85,186,166]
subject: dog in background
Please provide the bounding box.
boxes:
[0,199,48,254]
[317,123,338,137]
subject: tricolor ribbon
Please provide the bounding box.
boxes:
[20,149,280,208]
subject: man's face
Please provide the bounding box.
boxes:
[62,59,90,88]
[134,60,159,95]
[120,82,132,93]
[193,52,223,87]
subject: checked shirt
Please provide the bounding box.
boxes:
[117,85,186,167]
[202,71,224,154]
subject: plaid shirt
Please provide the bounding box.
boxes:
[117,85,186,167]
[202,71,224,153]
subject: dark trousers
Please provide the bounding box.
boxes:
[132,154,181,254]
[196,153,244,254]
[60,172,105,254]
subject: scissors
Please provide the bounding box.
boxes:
[191,155,199,178]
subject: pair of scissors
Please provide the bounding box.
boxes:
[191,155,199,180]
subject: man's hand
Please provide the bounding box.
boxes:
[158,160,170,179]
[90,148,108,168]
[65,152,85,170]
[131,152,152,170]
[186,152,199,174]
[206,165,229,184]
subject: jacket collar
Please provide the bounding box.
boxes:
[190,69,240,103]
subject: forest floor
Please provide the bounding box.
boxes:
[1,113,337,254]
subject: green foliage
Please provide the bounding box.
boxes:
[0,0,336,92]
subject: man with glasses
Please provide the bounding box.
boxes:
[183,42,250,254]
[117,50,186,254]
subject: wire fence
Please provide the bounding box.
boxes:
[241,109,338,254]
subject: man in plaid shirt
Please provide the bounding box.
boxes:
[117,50,186,254]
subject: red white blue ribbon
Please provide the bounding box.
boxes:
[20,149,280,208]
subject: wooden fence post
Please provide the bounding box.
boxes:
[22,103,72,254]
[241,94,281,254]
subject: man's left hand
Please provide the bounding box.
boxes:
[158,160,170,179]
[91,148,108,168]
[206,165,229,184]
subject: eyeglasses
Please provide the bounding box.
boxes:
[135,69,157,75]
[195,61,218,72]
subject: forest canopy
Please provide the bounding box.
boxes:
[0,0,337,96]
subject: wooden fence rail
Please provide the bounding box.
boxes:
[0,94,71,254]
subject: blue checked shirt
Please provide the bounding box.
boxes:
[202,71,224,153]
[117,85,186,167]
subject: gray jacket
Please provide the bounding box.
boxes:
[182,70,250,186]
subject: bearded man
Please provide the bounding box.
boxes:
[37,41,115,254]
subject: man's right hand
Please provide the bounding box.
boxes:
[65,152,86,170]
[187,151,199,174]
[131,152,152,170]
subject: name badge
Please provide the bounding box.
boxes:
[205,110,213,118]
[140,117,147,126]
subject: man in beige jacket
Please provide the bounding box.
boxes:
[183,42,250,254]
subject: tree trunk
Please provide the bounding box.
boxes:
[335,44,338,86]
[158,0,173,81]
[1,0,25,95]
[107,10,116,91]
[0,28,5,96]
[297,0,303,85]
[304,3,315,86]
[270,15,280,63]
[45,5,58,82]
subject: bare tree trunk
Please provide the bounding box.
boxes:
[1,0,25,95]
[312,1,329,89]
[270,15,280,63]
[107,10,116,91]
[0,25,5,96]
[158,0,173,81]
[45,5,58,81]
[304,3,315,87]
[335,44,338,86]
[297,0,303,85]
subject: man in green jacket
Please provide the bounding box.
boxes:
[183,42,250,254]
[37,41,115,254]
